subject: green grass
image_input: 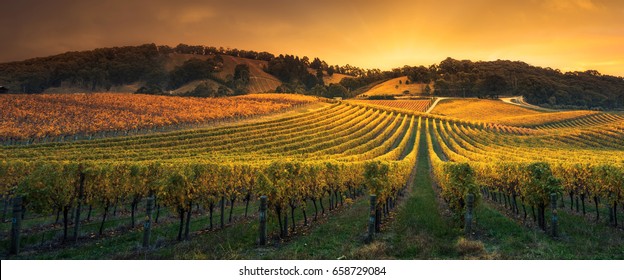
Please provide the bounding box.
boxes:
[370,125,464,259]
[389,131,461,258]
[250,197,370,259]
[475,201,624,259]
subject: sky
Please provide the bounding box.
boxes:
[1,0,623,76]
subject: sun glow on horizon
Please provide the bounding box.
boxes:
[1,0,623,76]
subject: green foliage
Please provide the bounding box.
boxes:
[433,57,624,109]
[135,84,164,95]
[593,164,623,204]
[520,162,561,207]
[364,161,390,196]
[180,82,219,97]
[0,44,161,93]
[168,58,221,90]
[326,83,349,98]
[440,162,479,214]
[367,95,395,100]
[233,64,250,85]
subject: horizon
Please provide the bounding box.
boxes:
[4,42,623,78]
[1,0,623,76]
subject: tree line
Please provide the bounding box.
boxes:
[431,58,624,110]
[1,44,622,109]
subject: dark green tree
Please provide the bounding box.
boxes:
[234,64,250,85]
[327,83,348,98]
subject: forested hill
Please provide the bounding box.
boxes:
[431,58,624,110]
[1,44,622,109]
[0,44,284,96]
[0,43,352,98]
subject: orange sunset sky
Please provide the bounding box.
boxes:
[1,0,623,76]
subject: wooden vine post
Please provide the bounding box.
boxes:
[464,193,475,236]
[220,196,225,229]
[259,196,267,245]
[367,195,377,242]
[9,196,22,255]
[550,193,558,237]
[143,194,154,248]
[73,172,86,243]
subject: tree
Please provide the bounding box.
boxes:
[327,66,335,76]
[316,68,324,86]
[310,84,327,96]
[327,83,348,98]
[182,82,217,97]
[310,58,322,70]
[233,64,250,85]
[478,74,508,99]
[303,73,320,90]
[434,79,450,96]
[339,77,361,91]
[424,84,432,96]
[217,85,229,96]
[168,58,219,90]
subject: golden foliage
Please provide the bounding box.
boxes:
[0,93,317,140]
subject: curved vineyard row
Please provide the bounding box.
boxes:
[0,93,319,142]
[2,96,623,256]
[349,99,433,113]
[0,102,421,247]
[532,112,624,130]
[426,115,624,229]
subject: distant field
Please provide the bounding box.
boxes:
[497,111,603,127]
[0,93,317,140]
[350,99,432,112]
[324,73,352,85]
[431,99,539,121]
[430,98,624,129]
[305,68,353,85]
[360,76,431,96]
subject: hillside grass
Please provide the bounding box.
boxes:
[430,98,599,127]
[360,76,431,97]
[324,73,352,85]
[306,68,353,85]
[171,79,225,95]
[165,53,281,93]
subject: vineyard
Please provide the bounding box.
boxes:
[348,99,433,113]
[1,97,623,259]
[0,93,317,142]
[0,101,420,255]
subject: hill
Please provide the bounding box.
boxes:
[165,53,281,94]
[432,58,624,110]
[428,98,621,127]
[1,44,623,109]
[323,73,352,85]
[359,76,431,97]
[305,68,354,85]
[0,44,284,96]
